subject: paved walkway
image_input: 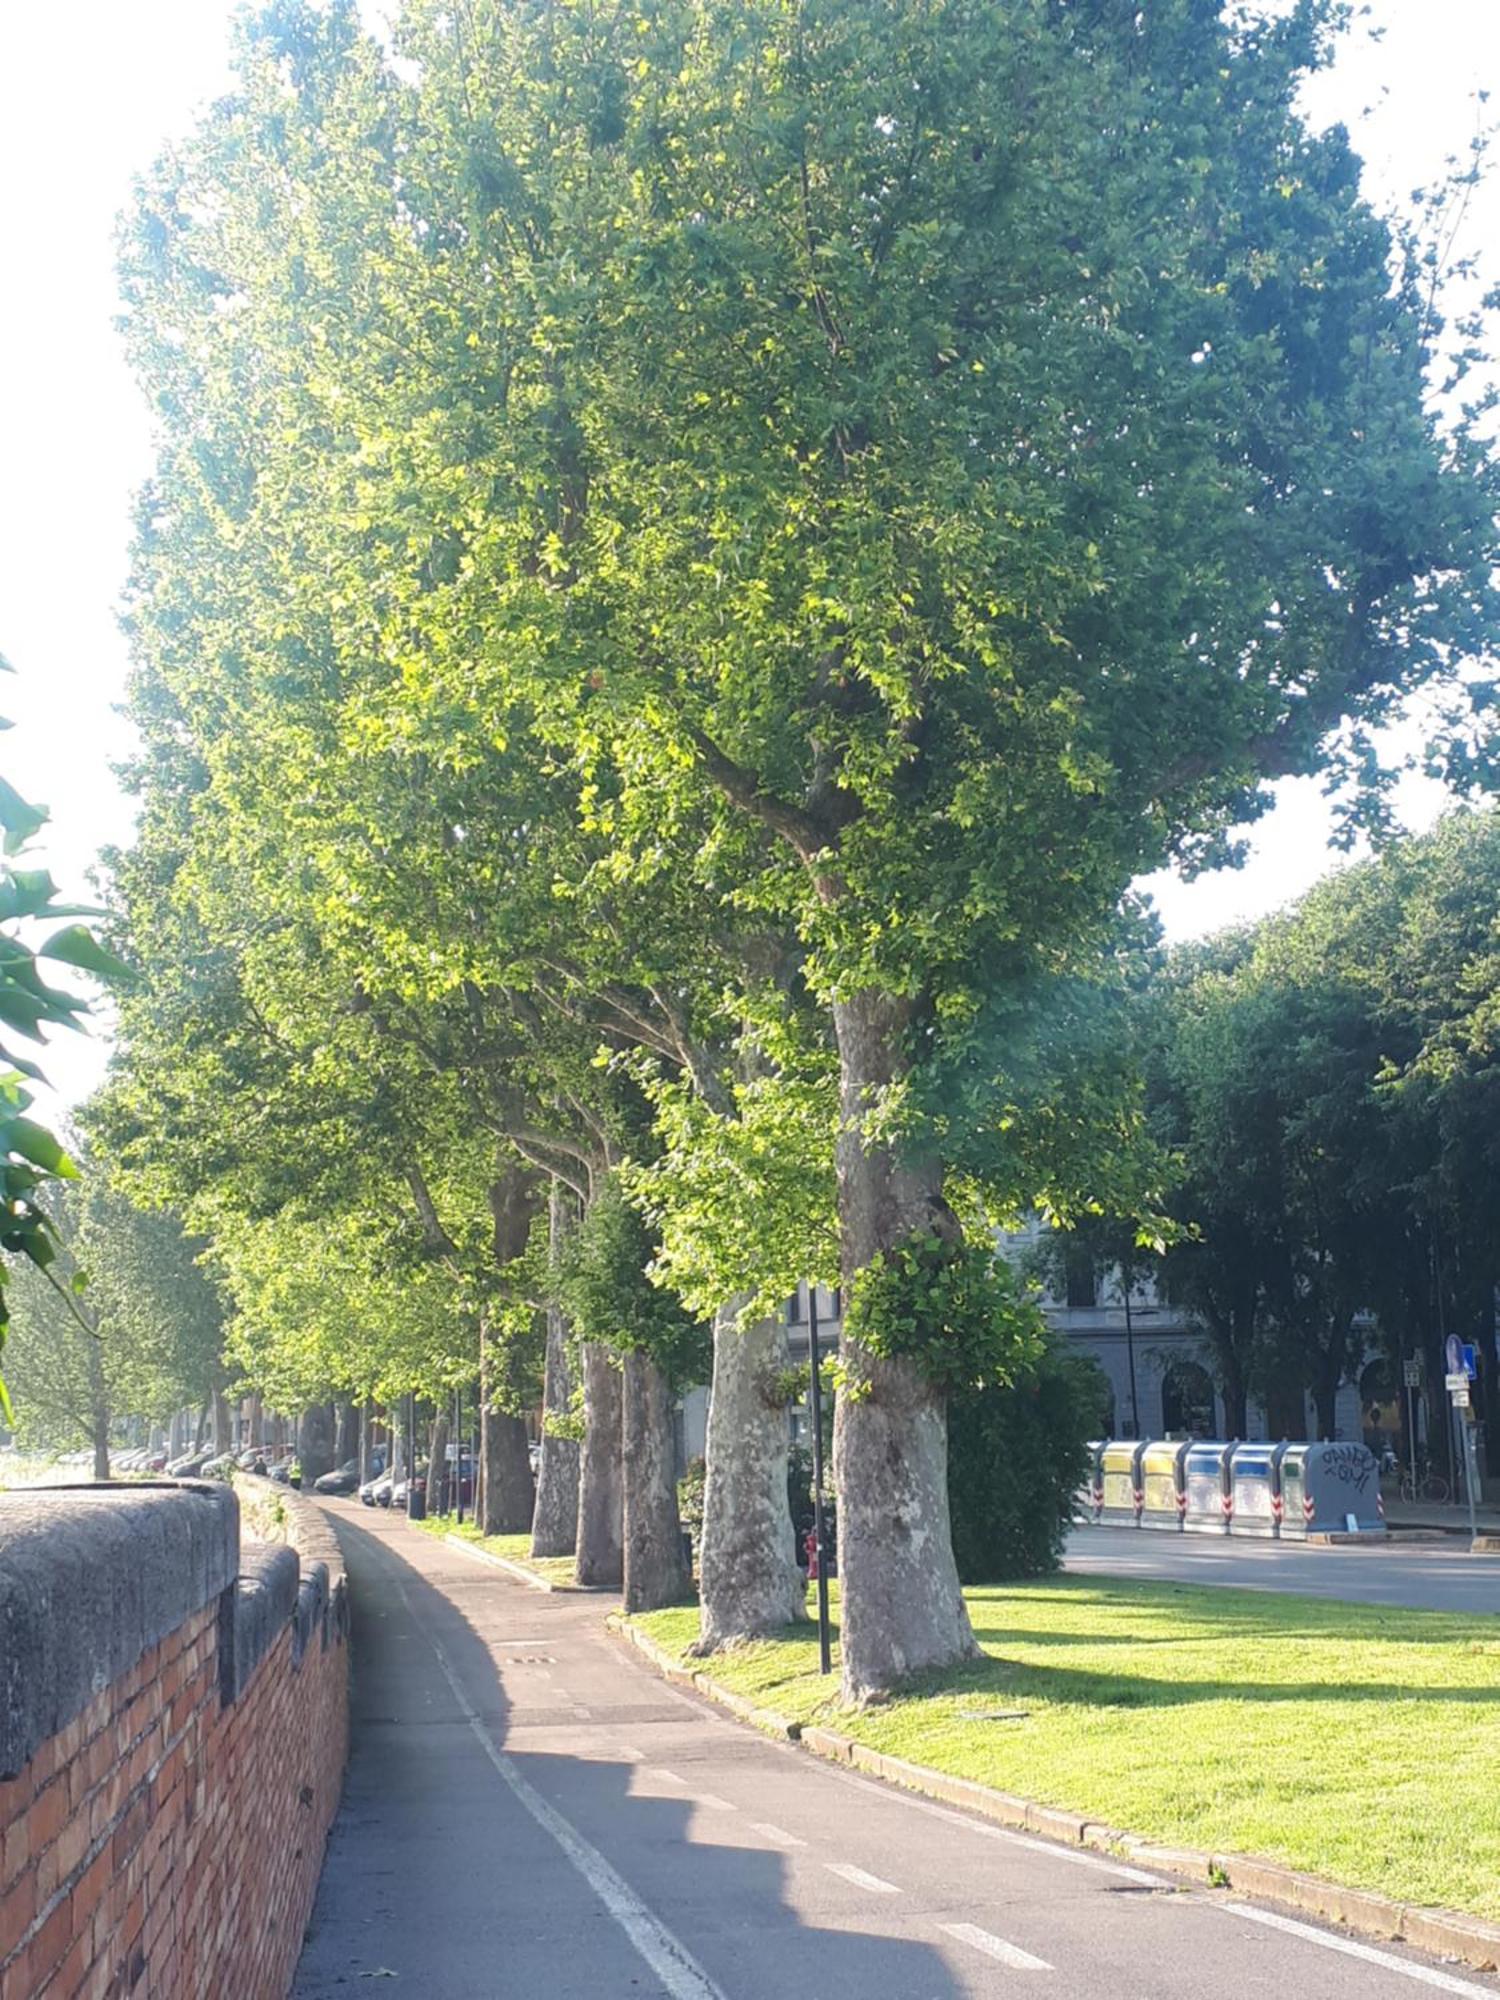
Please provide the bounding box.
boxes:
[294,1503,1498,1999]
[1064,1525,1500,1613]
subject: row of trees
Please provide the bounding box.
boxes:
[74,0,1499,1701]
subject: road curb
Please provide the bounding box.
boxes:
[441,1532,557,1591]
[614,1615,1500,1977]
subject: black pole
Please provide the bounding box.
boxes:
[1123,1283,1141,1439]
[807,1284,832,1676]
[455,1382,464,1525]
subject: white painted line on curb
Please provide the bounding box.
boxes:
[940,1922,1053,1972]
[825,1862,901,1895]
[1222,1904,1499,1998]
[749,1822,807,1847]
[385,1560,728,2000]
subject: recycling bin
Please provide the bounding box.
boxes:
[1228,1441,1289,1539]
[1183,1440,1235,1534]
[1279,1441,1385,1538]
[1140,1440,1190,1531]
[1099,1439,1146,1527]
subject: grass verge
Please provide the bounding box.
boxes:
[634,1575,1500,1920]
[409,1512,579,1587]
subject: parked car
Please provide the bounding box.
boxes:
[167,1452,208,1478]
[360,1471,395,1508]
[314,1460,361,1496]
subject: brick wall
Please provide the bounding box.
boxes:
[0,1483,348,2000]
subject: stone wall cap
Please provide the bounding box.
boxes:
[0,1481,239,1778]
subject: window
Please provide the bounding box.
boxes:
[1064,1244,1097,1309]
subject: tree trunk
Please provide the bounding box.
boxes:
[89,1341,110,1481]
[622,1350,688,1614]
[831,990,977,1705]
[247,1391,264,1449]
[298,1403,335,1485]
[335,1401,359,1465]
[1221,1364,1248,1440]
[694,1304,803,1652]
[194,1402,210,1449]
[429,1409,450,1515]
[481,1408,536,1534]
[212,1388,232,1454]
[532,1186,581,1557]
[575,1344,624,1588]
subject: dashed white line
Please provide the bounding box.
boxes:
[646,1767,687,1787]
[377,1554,728,2000]
[940,1922,1053,1972]
[1222,1904,1500,1998]
[824,1862,901,1895]
[690,1792,737,1812]
[749,1821,807,1847]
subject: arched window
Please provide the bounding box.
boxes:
[1161,1360,1216,1438]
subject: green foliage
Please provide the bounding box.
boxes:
[946,1344,1109,1584]
[841,1232,1044,1397]
[552,1179,711,1388]
[0,744,127,1405]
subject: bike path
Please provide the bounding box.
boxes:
[294,1502,1498,1999]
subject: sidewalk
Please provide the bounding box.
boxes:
[1382,1495,1500,1536]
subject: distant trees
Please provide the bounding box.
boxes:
[1121,812,1500,1466]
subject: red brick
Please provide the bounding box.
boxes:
[0,1863,38,1960]
[30,1779,68,1852]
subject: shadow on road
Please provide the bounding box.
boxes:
[296,1508,965,1999]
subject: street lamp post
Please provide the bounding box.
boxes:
[807,1284,832,1676]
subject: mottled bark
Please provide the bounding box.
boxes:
[832,990,977,1704]
[622,1350,689,1614]
[482,1408,536,1533]
[428,1409,451,1514]
[298,1403,336,1486]
[532,1187,580,1557]
[335,1401,359,1465]
[575,1343,623,1588]
[246,1391,264,1449]
[694,1305,802,1651]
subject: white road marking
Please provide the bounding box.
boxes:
[647,1767,687,1787]
[940,1922,1053,1972]
[823,1764,1161,1885]
[691,1792,737,1812]
[749,1821,807,1847]
[382,1559,728,2000]
[1222,1904,1500,1998]
[617,1746,646,1761]
[824,1862,901,1895]
[573,1706,592,1720]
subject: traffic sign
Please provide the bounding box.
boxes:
[1446,1334,1463,1376]
[1403,1358,1422,1387]
[1461,1343,1478,1380]
[1448,1375,1471,1408]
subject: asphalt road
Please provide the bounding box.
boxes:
[293,1503,1499,1999]
[1064,1525,1500,1613]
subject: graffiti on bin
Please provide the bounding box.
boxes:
[1319,1444,1374,1492]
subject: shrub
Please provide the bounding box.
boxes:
[946,1342,1109,1582]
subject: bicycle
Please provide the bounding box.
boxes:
[1397,1464,1450,1505]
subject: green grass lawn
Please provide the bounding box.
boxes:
[410,1512,580,1587]
[635,1576,1500,1921]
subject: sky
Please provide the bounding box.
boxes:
[1,1,1497,1115]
